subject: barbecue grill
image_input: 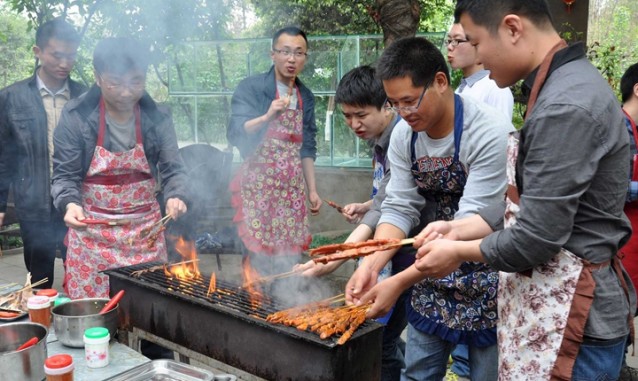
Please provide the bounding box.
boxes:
[105,262,383,381]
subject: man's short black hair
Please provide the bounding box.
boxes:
[621,63,638,104]
[93,37,149,76]
[35,18,80,48]
[272,27,308,49]
[454,0,554,34]
[376,37,450,88]
[335,66,386,110]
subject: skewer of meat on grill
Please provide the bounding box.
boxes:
[266,295,370,344]
[310,238,415,264]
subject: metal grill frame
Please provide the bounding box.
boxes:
[106,263,383,381]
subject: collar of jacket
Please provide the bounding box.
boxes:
[73,84,164,125]
[26,68,87,98]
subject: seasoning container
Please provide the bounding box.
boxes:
[44,354,74,381]
[36,289,59,314]
[28,295,51,328]
[83,327,110,368]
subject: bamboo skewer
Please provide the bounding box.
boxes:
[241,268,303,288]
[14,278,48,294]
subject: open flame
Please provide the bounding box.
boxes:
[165,236,201,281]
[207,273,216,297]
[241,257,263,309]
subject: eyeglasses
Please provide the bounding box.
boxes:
[384,85,428,114]
[273,49,308,58]
[98,74,145,92]
[445,38,469,48]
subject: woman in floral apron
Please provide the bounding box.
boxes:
[51,38,189,299]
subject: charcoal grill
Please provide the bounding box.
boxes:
[105,262,382,381]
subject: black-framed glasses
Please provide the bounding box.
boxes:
[445,38,469,48]
[384,85,428,114]
[97,74,145,92]
[273,49,308,58]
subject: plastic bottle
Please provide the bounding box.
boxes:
[83,327,110,368]
[36,289,59,314]
[27,295,51,328]
[44,354,74,381]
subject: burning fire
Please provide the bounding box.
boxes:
[164,237,202,281]
[242,257,263,309]
[207,273,216,297]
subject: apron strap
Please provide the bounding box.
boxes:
[98,97,142,147]
[525,40,568,119]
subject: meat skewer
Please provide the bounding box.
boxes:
[309,238,401,256]
[310,238,415,264]
[323,199,344,213]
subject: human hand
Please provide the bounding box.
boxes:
[165,198,188,220]
[415,239,463,278]
[414,220,456,249]
[64,203,88,229]
[342,203,369,224]
[0,212,4,227]
[308,191,322,215]
[345,263,378,305]
[357,276,403,318]
[265,98,290,121]
[294,259,344,277]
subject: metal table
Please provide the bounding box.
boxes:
[47,328,151,381]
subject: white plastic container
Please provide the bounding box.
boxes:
[83,327,110,368]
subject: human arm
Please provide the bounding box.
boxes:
[482,101,627,271]
[302,157,321,215]
[51,106,87,214]
[153,106,189,219]
[356,265,424,318]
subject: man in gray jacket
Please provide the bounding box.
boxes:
[0,18,86,288]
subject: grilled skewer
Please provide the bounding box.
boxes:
[323,199,344,213]
[311,238,415,264]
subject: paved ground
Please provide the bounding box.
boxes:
[2,246,638,379]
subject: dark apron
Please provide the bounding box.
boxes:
[406,94,499,347]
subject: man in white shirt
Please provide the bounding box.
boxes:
[447,23,514,120]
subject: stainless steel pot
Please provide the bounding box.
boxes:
[52,298,118,347]
[0,322,48,381]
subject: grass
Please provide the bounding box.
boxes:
[309,232,350,249]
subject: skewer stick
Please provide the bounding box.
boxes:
[241,268,302,288]
[0,283,19,292]
[14,278,48,294]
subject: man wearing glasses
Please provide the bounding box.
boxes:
[51,37,189,299]
[446,21,514,381]
[345,37,513,380]
[227,27,321,284]
[0,18,86,289]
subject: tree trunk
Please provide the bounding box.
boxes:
[376,0,421,46]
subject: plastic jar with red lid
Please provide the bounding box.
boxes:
[44,354,74,381]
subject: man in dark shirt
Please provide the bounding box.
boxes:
[0,19,86,288]
[404,0,635,379]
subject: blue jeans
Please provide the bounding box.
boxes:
[571,335,626,381]
[450,344,470,377]
[401,324,498,381]
[381,290,409,381]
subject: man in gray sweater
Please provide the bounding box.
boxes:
[346,37,513,380]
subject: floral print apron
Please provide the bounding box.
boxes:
[497,40,633,380]
[408,94,499,346]
[230,85,311,256]
[64,99,166,299]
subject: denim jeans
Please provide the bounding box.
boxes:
[450,344,470,377]
[381,290,409,381]
[571,335,626,381]
[401,324,498,381]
